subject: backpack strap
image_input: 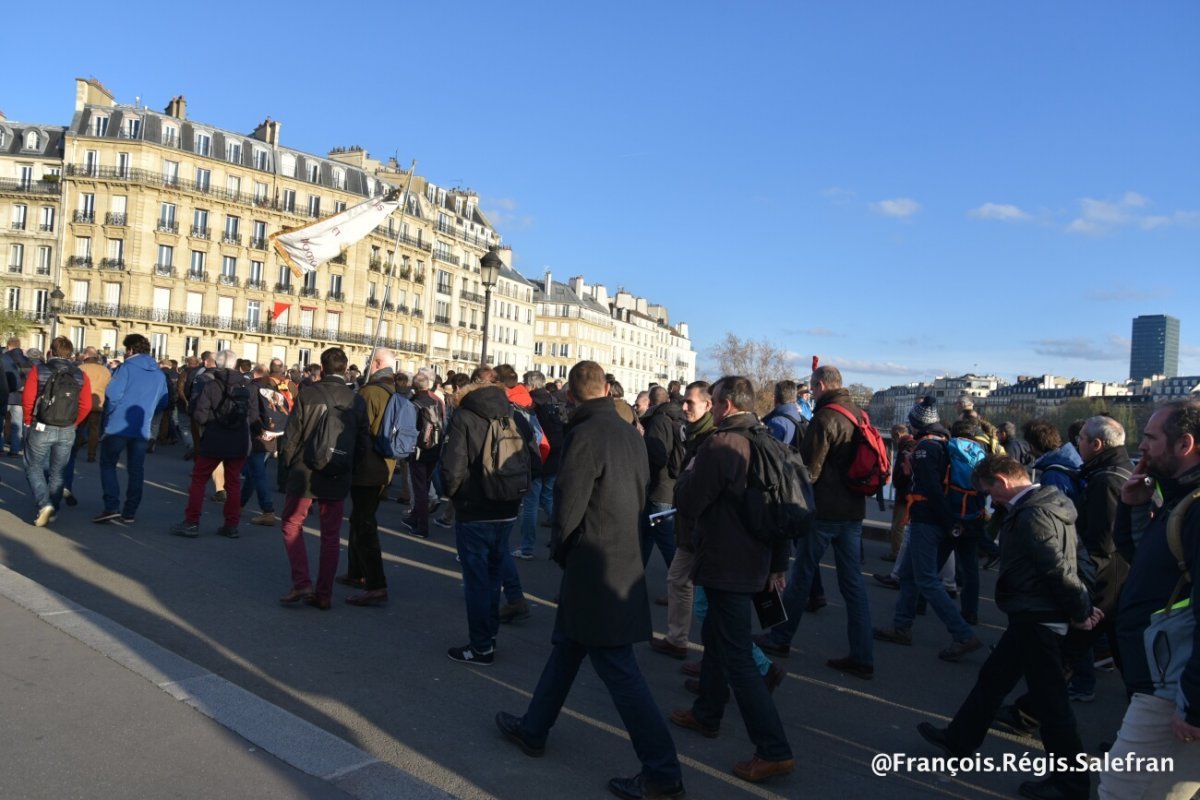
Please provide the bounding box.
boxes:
[1160,488,1199,615]
[824,403,861,428]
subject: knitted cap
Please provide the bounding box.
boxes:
[908,396,939,429]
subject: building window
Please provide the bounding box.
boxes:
[162,125,178,146]
[534,342,543,356]
[125,117,141,139]
[185,336,199,358]
[298,348,311,366]
[307,163,319,183]
[436,270,452,294]
[190,250,206,276]
[307,195,320,217]
[227,175,241,197]
[36,246,52,275]
[195,167,211,192]
[92,116,109,137]
[157,244,174,268]
[162,159,179,187]
[247,300,261,330]
[227,141,242,164]
[221,256,237,278]
[332,169,345,189]
[249,260,263,283]
[329,274,342,296]
[253,149,268,171]
[11,204,27,230]
[277,264,291,286]
[5,287,19,310]
[9,244,24,272]
[335,201,346,213]
[116,152,131,178]
[159,202,176,230]
[282,189,296,213]
[194,132,211,157]
[24,130,40,150]
[253,182,268,205]
[192,208,209,237]
[151,332,167,359]
[224,215,240,240]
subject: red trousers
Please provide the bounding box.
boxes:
[185,455,244,527]
[280,494,345,603]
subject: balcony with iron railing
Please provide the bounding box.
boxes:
[98,258,126,271]
[11,221,25,231]
[457,320,467,328]
[246,279,266,291]
[274,282,294,295]
[460,290,485,304]
[104,213,127,226]
[328,291,345,302]
[434,314,451,325]
[436,222,454,236]
[190,225,211,240]
[186,270,209,283]
[382,301,395,312]
[469,323,478,330]
[34,266,51,276]
[299,286,320,299]
[154,264,175,277]
[411,309,424,319]
[250,237,267,250]
[218,274,240,287]
[433,251,460,266]
[436,282,453,296]
[39,223,54,232]
[414,272,426,284]
[221,233,242,246]
[396,304,409,315]
[7,265,22,274]
[0,178,61,195]
[72,211,95,224]
[366,298,379,308]
[330,253,346,265]
[66,256,93,268]
[156,220,179,234]
[368,258,383,272]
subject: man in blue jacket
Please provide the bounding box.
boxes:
[94,334,169,524]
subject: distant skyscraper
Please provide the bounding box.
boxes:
[1129,314,1180,380]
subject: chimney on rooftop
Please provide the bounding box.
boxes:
[252,118,282,146]
[164,95,187,119]
[544,268,553,295]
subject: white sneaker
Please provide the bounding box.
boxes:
[511,549,534,561]
[34,505,54,527]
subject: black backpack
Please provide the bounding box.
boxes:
[213,379,251,429]
[416,401,442,452]
[302,392,357,477]
[728,424,814,544]
[36,365,82,427]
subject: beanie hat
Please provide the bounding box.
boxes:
[908,396,939,429]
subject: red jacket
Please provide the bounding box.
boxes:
[22,362,93,427]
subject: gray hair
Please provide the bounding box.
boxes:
[1082,415,1125,449]
[413,373,432,391]
[370,347,396,371]
[216,349,238,369]
[524,370,546,390]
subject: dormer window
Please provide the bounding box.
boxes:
[92,116,109,137]
[194,132,212,157]
[162,124,178,146]
[307,162,319,183]
[24,130,41,150]
[332,168,345,190]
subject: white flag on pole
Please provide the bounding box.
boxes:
[270,192,400,277]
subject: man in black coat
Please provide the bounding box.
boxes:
[495,361,684,800]
[276,348,369,610]
[641,385,685,569]
[170,350,257,539]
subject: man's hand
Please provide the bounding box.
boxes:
[1071,607,1105,631]
[1170,711,1200,743]
[1120,458,1155,506]
[768,572,786,592]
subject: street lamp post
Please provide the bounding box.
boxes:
[478,247,501,367]
[48,286,65,341]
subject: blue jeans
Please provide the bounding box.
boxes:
[23,424,76,510]
[455,519,514,653]
[240,451,275,512]
[500,526,525,605]
[893,521,975,642]
[640,500,677,569]
[518,473,556,555]
[694,587,772,676]
[520,622,682,787]
[6,404,24,454]
[694,587,793,761]
[770,519,873,665]
[100,434,149,516]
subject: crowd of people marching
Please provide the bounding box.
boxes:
[1,332,1197,800]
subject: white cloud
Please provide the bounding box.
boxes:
[825,357,926,377]
[480,196,534,232]
[821,186,857,204]
[968,202,1031,222]
[1065,192,1197,236]
[871,197,921,218]
[1030,335,1128,362]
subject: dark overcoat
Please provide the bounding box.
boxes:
[552,396,651,647]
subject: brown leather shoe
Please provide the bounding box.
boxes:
[334,574,365,588]
[279,587,314,605]
[304,595,332,611]
[649,637,688,660]
[669,708,719,739]
[733,755,795,783]
[345,590,388,607]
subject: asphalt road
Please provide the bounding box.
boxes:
[0,447,1127,799]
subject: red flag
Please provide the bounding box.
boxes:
[272,301,290,321]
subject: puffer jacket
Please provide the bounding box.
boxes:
[193,368,257,460]
[994,484,1091,624]
[799,388,867,521]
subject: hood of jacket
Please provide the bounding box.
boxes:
[813,387,852,413]
[1034,443,1083,472]
[458,382,511,418]
[506,384,534,410]
[125,353,162,375]
[648,400,685,426]
[1015,483,1079,526]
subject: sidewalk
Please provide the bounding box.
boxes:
[0,564,449,800]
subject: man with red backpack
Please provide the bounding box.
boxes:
[754,365,877,680]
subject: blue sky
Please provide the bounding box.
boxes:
[5,2,1197,387]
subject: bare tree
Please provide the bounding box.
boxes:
[846,382,875,408]
[0,311,32,341]
[708,332,799,413]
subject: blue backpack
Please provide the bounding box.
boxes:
[944,437,988,521]
[375,392,418,459]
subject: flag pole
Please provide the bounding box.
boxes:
[365,159,418,380]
